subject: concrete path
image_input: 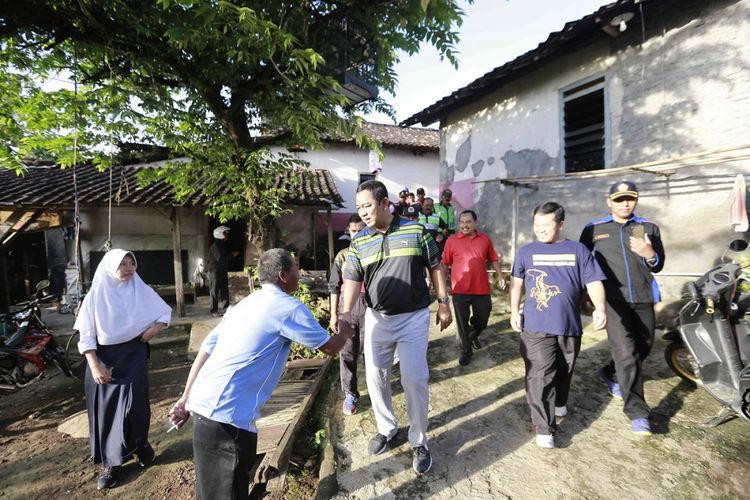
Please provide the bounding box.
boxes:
[329,297,750,499]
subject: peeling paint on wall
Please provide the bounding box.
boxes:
[473,180,507,239]
[471,160,485,177]
[440,160,454,186]
[455,135,472,172]
[501,149,558,177]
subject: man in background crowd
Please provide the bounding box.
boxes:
[436,189,457,250]
[329,215,368,415]
[207,226,231,316]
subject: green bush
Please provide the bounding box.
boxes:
[289,282,331,361]
[245,266,331,361]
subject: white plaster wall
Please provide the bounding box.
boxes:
[77,206,208,279]
[438,0,750,303]
[270,143,440,210]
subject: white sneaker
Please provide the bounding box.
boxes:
[555,405,568,417]
[536,434,555,448]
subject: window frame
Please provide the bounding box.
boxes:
[558,73,610,173]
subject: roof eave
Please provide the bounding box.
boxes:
[400,0,634,127]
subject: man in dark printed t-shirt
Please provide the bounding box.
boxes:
[510,202,607,449]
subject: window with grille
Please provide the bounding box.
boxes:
[562,77,606,173]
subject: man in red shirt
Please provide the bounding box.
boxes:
[442,210,507,365]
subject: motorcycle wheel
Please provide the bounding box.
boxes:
[664,342,700,387]
[65,331,86,380]
[43,336,73,377]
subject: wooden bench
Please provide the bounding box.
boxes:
[151,284,196,304]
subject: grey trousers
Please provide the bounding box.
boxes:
[364,307,430,448]
[519,331,581,435]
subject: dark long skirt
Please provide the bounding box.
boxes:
[85,337,150,466]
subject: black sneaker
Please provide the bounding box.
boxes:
[471,338,482,350]
[458,354,471,366]
[412,446,432,474]
[137,443,156,467]
[96,466,121,490]
[367,433,391,456]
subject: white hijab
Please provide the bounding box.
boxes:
[75,249,172,348]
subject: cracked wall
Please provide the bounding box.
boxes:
[438,0,750,301]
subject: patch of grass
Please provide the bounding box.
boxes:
[281,469,316,500]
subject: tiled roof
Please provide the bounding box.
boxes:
[329,121,439,151]
[0,160,344,209]
[402,0,636,126]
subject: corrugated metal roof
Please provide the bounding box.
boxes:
[0,161,344,209]
[401,0,637,127]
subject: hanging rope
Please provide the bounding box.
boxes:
[103,48,116,252]
[71,48,83,309]
[104,144,113,252]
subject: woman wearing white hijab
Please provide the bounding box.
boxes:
[75,249,172,490]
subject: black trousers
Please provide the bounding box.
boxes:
[519,331,581,435]
[339,300,366,398]
[208,271,230,313]
[452,294,492,356]
[601,301,655,420]
[193,413,258,500]
[85,337,150,466]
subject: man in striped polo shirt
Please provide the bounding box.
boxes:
[342,180,452,475]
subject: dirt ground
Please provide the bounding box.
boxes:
[2,297,750,500]
[330,297,750,499]
[0,338,196,500]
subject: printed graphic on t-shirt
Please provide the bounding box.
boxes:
[532,253,576,266]
[527,269,561,311]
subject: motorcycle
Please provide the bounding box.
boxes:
[665,239,750,426]
[0,280,84,390]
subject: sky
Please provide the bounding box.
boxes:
[363,0,609,126]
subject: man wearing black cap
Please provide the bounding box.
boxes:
[580,181,665,435]
[403,203,421,220]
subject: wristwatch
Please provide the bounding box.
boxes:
[437,296,450,305]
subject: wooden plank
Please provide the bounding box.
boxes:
[171,207,186,317]
[327,208,334,275]
[311,211,317,269]
[257,424,288,454]
[1,209,43,248]
[253,356,332,489]
[286,357,328,369]
[268,356,332,471]
[0,209,25,241]
[265,467,288,494]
